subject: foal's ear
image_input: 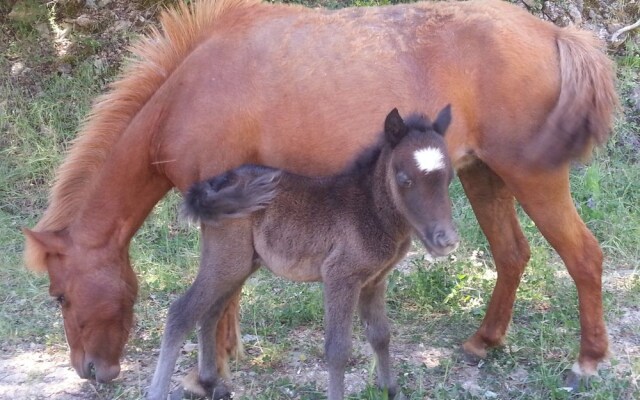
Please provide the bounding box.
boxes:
[384,108,408,147]
[433,104,452,136]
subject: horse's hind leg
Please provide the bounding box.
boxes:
[358,279,397,397]
[457,161,531,360]
[506,166,607,382]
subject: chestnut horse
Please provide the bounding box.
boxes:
[23,0,617,391]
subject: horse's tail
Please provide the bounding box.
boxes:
[182,167,281,223]
[526,27,618,169]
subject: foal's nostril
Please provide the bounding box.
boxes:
[434,229,459,248]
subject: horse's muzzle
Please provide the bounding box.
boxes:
[75,356,121,383]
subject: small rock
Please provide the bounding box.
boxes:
[10,62,25,76]
[75,14,94,28]
[35,22,49,36]
[543,1,563,21]
[57,63,72,75]
[607,23,623,35]
[588,9,598,20]
[631,85,640,114]
[93,58,106,72]
[521,0,537,9]
[567,5,582,25]
[85,0,97,8]
[113,20,131,32]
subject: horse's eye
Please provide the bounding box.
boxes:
[56,295,65,306]
[396,171,412,188]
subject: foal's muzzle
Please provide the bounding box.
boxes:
[421,227,459,257]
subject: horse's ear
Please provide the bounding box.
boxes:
[433,104,452,136]
[384,108,408,147]
[23,228,69,272]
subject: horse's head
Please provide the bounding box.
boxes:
[384,106,459,257]
[23,228,138,383]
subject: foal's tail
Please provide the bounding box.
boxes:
[526,28,618,169]
[182,166,281,223]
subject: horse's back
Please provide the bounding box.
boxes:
[152,0,614,188]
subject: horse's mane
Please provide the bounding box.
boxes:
[26,0,260,269]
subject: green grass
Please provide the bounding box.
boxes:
[1,1,639,399]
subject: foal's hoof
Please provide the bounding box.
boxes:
[212,384,232,400]
[393,390,407,400]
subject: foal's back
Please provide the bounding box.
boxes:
[194,163,399,283]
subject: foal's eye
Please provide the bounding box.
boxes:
[396,172,412,188]
[55,295,66,306]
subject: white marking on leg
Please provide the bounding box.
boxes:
[414,147,445,173]
[571,361,598,377]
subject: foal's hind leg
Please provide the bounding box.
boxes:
[324,277,362,400]
[457,161,532,360]
[358,279,397,397]
[505,167,607,382]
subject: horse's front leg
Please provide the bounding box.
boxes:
[457,161,531,360]
[358,279,397,397]
[324,277,361,400]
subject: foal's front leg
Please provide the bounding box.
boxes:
[358,279,397,397]
[324,278,361,400]
[147,273,221,400]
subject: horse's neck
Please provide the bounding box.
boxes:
[68,138,172,249]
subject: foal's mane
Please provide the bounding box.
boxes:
[344,114,434,178]
[26,0,259,269]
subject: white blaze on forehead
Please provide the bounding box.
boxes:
[414,147,445,173]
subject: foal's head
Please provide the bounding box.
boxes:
[384,106,458,257]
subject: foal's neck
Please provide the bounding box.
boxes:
[366,147,410,240]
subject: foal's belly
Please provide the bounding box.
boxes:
[254,235,324,282]
[261,254,323,282]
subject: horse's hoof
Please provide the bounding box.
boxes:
[563,369,582,392]
[562,369,594,393]
[459,345,484,365]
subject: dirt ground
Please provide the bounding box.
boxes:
[1,268,638,399]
